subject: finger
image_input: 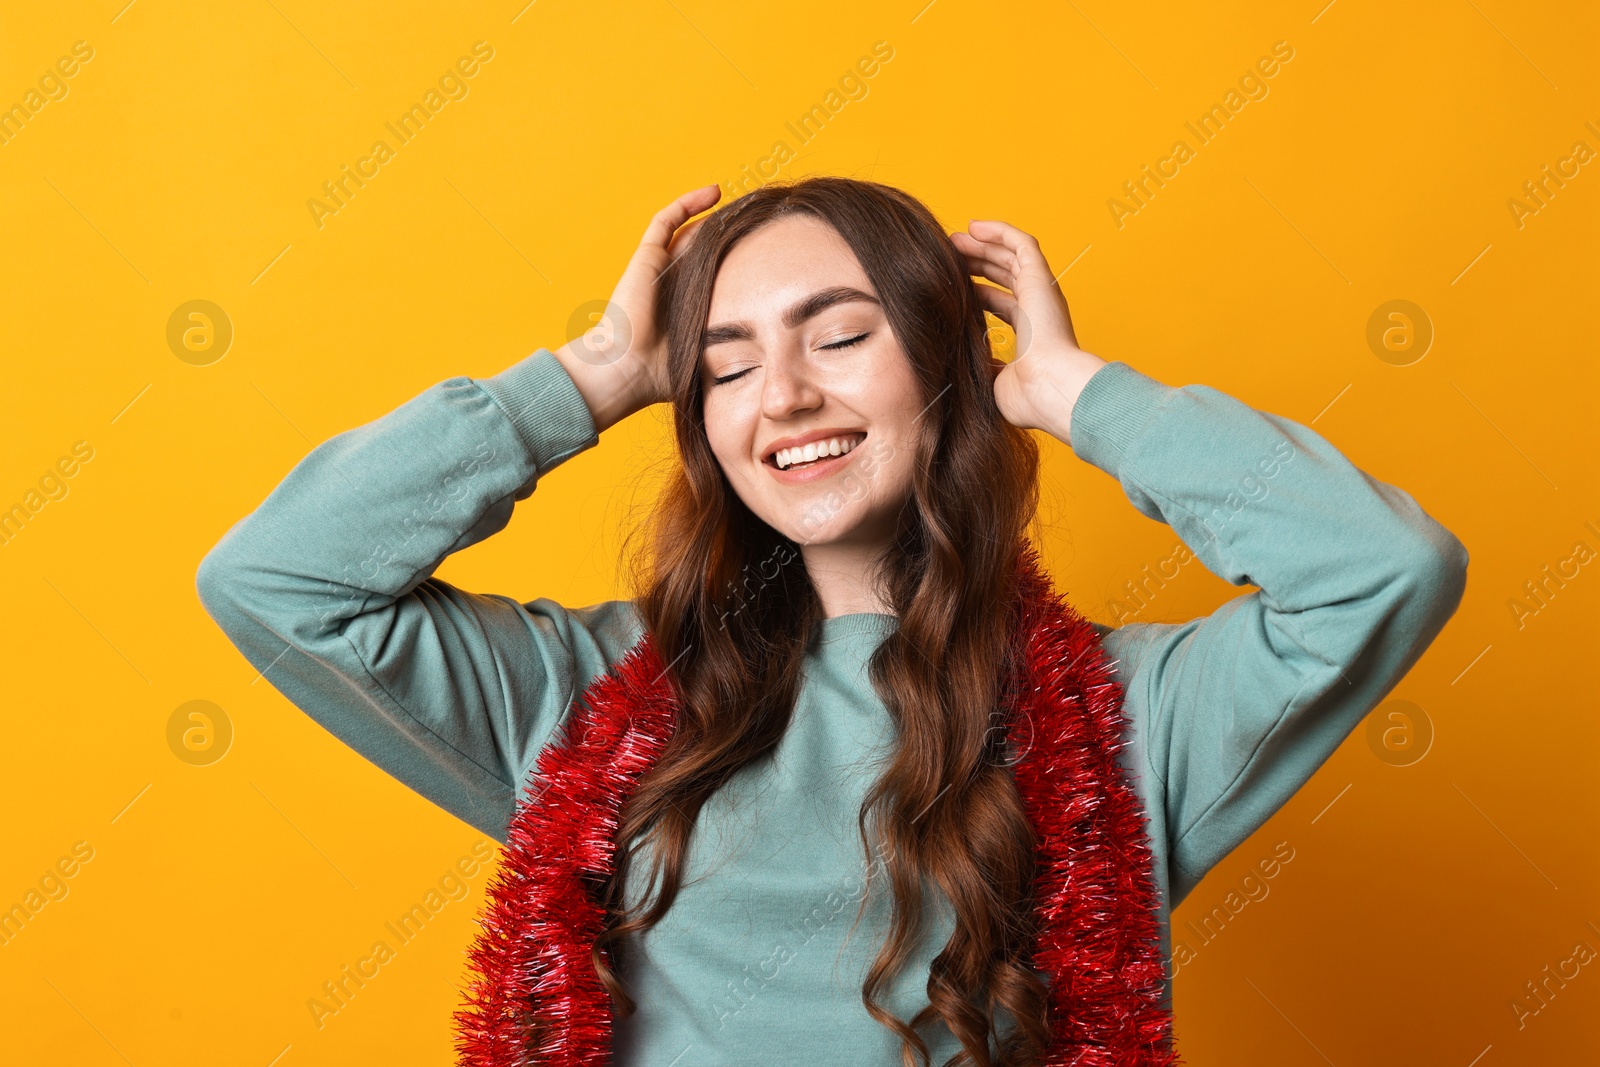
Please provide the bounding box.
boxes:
[951,231,1021,287]
[951,229,1010,266]
[953,225,1022,264]
[974,282,1020,327]
[956,248,1018,291]
[966,219,1039,258]
[668,213,709,258]
[965,220,1058,285]
[640,183,722,252]
[968,259,1017,291]
[951,230,1015,277]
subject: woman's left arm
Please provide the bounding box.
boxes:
[1061,360,1467,907]
[953,221,1470,907]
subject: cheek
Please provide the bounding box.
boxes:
[700,398,730,452]
[700,412,752,480]
[852,431,913,502]
[704,391,765,456]
[699,436,754,506]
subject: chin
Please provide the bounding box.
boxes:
[788,501,880,547]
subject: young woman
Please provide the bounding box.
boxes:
[197,177,1468,1066]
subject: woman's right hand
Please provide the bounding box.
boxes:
[552,183,722,434]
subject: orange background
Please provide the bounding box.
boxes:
[1,1,1595,1064]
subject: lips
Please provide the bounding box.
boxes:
[761,427,868,466]
[764,440,862,484]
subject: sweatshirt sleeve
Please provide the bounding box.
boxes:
[194,349,645,843]
[1066,361,1469,908]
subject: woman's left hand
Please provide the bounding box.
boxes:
[949,220,1109,445]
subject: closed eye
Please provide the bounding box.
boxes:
[709,333,870,386]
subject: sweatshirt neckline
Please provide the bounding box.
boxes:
[814,612,898,642]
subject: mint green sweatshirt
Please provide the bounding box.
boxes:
[195,350,1467,1064]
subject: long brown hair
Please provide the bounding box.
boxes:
[594,176,1048,1066]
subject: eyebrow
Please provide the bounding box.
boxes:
[702,286,881,347]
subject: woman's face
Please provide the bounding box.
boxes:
[699,214,923,552]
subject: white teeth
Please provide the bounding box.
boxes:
[774,433,863,470]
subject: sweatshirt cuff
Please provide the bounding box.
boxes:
[475,348,601,473]
[1067,360,1178,476]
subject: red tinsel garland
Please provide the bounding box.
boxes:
[453,545,1179,1066]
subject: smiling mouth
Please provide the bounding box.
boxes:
[766,432,868,470]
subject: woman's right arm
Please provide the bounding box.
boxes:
[194,349,643,843]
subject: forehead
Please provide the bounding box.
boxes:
[707,214,873,321]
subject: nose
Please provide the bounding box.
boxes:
[759,343,823,422]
